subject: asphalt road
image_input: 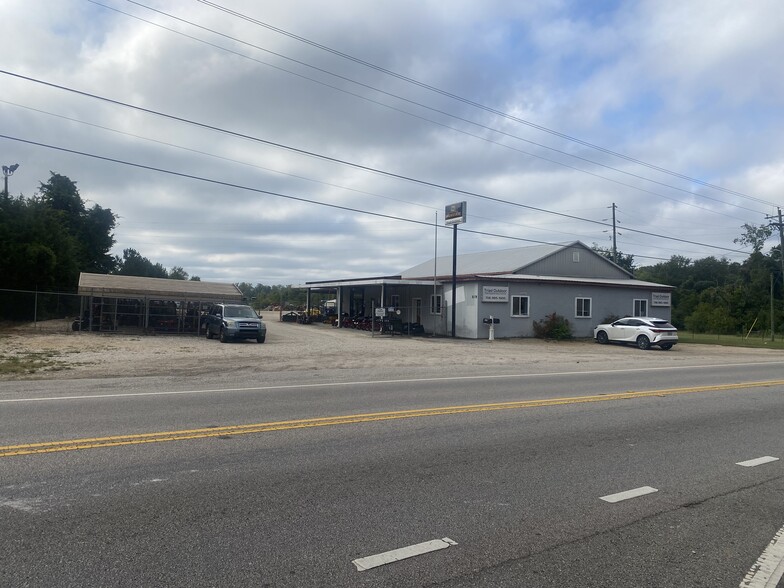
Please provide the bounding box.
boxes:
[2,360,784,587]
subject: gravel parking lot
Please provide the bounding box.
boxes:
[2,318,783,381]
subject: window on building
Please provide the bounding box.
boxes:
[511,295,530,317]
[390,294,400,308]
[575,297,591,318]
[634,299,648,317]
[573,250,580,262]
[430,294,442,315]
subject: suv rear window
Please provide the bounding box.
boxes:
[651,321,674,328]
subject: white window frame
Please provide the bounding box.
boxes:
[430,294,442,315]
[575,297,592,318]
[511,295,530,317]
[633,299,648,317]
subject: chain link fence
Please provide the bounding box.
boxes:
[0,289,216,335]
[0,288,82,333]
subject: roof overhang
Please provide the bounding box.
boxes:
[473,274,675,289]
[296,277,442,290]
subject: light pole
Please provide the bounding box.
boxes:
[2,163,19,197]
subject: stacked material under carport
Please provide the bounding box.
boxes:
[75,273,244,334]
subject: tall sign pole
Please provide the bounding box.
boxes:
[445,202,467,338]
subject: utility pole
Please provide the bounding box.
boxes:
[610,202,618,264]
[768,208,784,286]
[765,207,784,341]
[604,203,619,263]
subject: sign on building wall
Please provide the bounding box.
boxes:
[482,286,509,302]
[651,292,672,307]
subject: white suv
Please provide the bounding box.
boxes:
[593,317,678,350]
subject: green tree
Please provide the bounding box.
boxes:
[169,266,189,280]
[38,173,117,274]
[636,255,693,288]
[591,243,635,273]
[733,223,773,253]
[114,248,169,278]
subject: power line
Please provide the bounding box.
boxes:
[0,70,631,226]
[0,133,533,240]
[0,133,748,255]
[0,98,438,214]
[191,0,777,208]
[91,1,773,217]
[2,69,760,253]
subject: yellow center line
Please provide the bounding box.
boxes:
[2,379,783,457]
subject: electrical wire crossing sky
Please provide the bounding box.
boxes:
[1,0,783,283]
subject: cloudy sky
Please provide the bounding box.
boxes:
[2,0,783,285]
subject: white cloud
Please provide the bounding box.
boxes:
[2,0,782,284]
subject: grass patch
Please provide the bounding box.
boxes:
[0,350,72,375]
[679,332,784,350]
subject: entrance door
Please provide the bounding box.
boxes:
[413,298,422,323]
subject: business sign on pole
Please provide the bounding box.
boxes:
[445,201,467,226]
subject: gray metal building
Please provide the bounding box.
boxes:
[301,241,674,339]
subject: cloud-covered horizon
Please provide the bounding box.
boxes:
[2,0,783,284]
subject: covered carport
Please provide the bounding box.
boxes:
[76,273,244,334]
[299,276,447,336]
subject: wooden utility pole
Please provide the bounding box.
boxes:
[765,207,784,341]
[612,203,618,264]
[608,202,618,264]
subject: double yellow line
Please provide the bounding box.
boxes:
[2,379,783,458]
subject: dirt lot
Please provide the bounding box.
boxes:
[2,318,783,381]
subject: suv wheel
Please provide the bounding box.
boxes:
[636,335,651,350]
[219,328,228,343]
[257,334,266,344]
[205,326,213,339]
[660,343,673,350]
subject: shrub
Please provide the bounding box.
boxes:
[532,312,572,340]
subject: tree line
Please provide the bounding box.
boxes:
[595,224,784,335]
[2,172,782,332]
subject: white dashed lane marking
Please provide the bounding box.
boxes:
[600,486,658,503]
[353,537,457,571]
[736,456,780,468]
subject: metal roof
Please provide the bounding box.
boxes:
[77,273,243,301]
[476,274,675,289]
[401,242,569,279]
[298,278,440,289]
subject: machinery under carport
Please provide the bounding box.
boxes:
[75,273,244,334]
